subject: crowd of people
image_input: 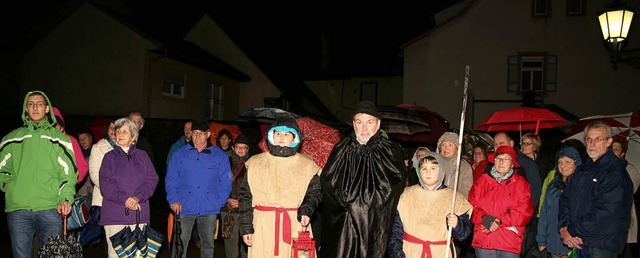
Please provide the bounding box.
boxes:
[1,93,638,258]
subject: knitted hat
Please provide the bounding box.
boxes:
[353,100,380,119]
[488,145,520,168]
[191,119,210,132]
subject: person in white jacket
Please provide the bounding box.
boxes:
[80,119,117,247]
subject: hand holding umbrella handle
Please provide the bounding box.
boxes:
[62,213,67,236]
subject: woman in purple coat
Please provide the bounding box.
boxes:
[99,117,159,258]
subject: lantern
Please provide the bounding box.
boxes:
[291,230,315,258]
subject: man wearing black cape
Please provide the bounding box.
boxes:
[303,100,406,257]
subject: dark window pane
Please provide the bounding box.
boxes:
[533,71,543,91]
[521,72,532,91]
[522,61,543,68]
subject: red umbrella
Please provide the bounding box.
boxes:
[474,106,569,135]
[258,117,341,167]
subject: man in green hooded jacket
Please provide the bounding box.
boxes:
[0,90,77,258]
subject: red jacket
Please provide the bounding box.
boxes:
[468,172,533,254]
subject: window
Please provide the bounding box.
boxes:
[507,54,557,93]
[163,69,186,98]
[207,83,224,120]
[566,0,585,16]
[532,0,550,17]
[360,82,378,104]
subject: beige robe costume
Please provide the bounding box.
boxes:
[627,162,640,243]
[397,186,473,258]
[246,152,320,258]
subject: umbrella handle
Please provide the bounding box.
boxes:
[62,213,67,236]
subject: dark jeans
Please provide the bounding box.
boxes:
[588,246,615,258]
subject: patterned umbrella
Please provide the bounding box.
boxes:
[39,215,83,258]
[258,117,341,167]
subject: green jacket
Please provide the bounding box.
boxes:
[0,91,77,212]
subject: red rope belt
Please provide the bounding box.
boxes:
[254,205,297,256]
[403,231,449,258]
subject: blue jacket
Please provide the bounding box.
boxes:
[166,142,232,216]
[559,149,632,254]
[166,135,187,166]
[537,174,570,256]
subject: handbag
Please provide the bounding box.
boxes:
[67,195,90,230]
[221,212,235,239]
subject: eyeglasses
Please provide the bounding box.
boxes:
[234,146,249,150]
[521,141,534,146]
[585,137,609,144]
[192,131,208,136]
[494,157,512,164]
[26,102,47,110]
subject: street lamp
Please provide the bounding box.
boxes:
[598,0,639,69]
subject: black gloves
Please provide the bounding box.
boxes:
[482,215,498,230]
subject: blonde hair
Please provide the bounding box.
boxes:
[522,132,541,152]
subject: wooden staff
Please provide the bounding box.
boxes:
[445,65,470,258]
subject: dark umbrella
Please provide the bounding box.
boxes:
[377,104,450,146]
[239,107,300,123]
[38,214,83,258]
[172,214,184,258]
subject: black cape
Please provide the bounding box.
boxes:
[319,131,406,258]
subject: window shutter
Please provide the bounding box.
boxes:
[507,56,520,92]
[545,55,557,92]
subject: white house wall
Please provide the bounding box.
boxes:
[19,3,157,116]
[403,0,640,128]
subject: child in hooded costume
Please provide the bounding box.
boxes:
[238,116,321,258]
[388,153,473,258]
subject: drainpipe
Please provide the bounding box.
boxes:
[146,48,167,117]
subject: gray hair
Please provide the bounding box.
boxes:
[584,121,612,139]
[114,117,139,142]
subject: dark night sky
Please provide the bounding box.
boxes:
[2,1,462,79]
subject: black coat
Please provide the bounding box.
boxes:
[318,131,406,258]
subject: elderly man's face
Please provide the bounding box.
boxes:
[191,130,210,148]
[493,133,513,148]
[585,127,612,161]
[184,122,192,141]
[129,114,144,130]
[353,113,380,144]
